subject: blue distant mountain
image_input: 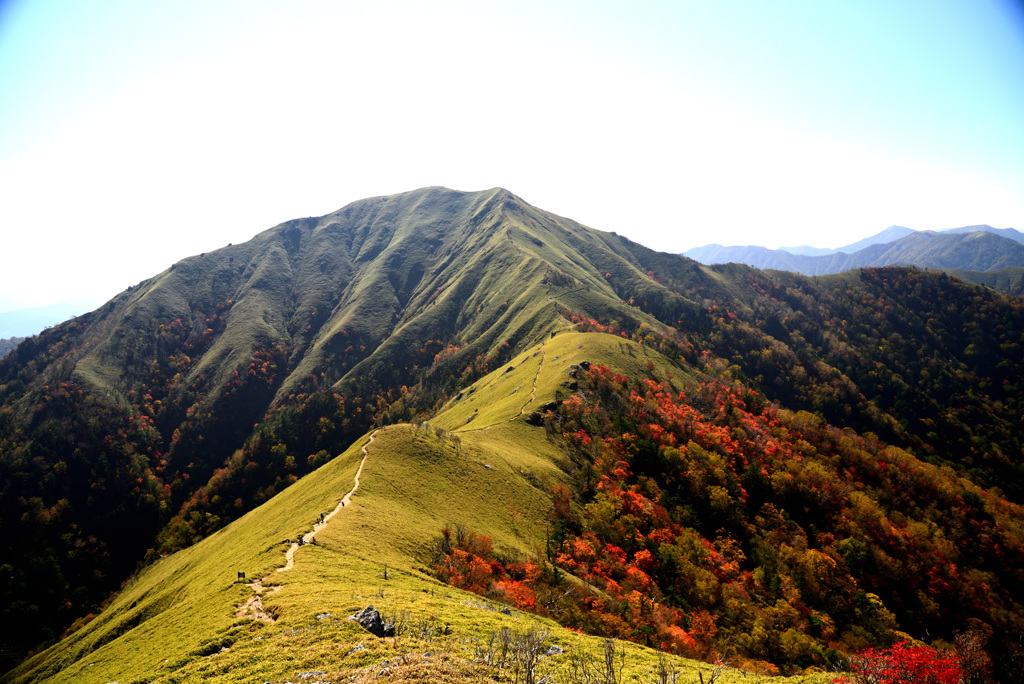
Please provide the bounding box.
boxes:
[682,225,1024,283]
[0,297,105,338]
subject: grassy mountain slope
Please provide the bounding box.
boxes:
[12,332,796,684]
[0,187,704,665]
[14,327,1024,682]
[4,187,1024,677]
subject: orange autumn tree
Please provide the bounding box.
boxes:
[432,525,541,612]
[549,362,1024,674]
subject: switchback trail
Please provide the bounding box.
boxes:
[235,429,379,621]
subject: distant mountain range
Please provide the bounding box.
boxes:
[684,225,1024,291]
[0,296,107,338]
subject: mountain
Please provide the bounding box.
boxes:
[9,331,1024,683]
[830,224,916,254]
[680,244,811,271]
[3,187,1024,680]
[941,224,1024,245]
[683,228,1024,283]
[776,244,834,256]
[0,297,105,339]
[0,186,704,669]
[689,225,916,265]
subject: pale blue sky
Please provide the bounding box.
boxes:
[1,0,1022,310]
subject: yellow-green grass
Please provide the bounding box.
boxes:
[8,433,366,684]
[435,331,696,433]
[12,333,830,684]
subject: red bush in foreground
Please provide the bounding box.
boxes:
[833,641,962,684]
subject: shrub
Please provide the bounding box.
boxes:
[833,640,962,684]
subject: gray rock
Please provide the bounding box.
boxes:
[544,645,564,657]
[346,643,365,656]
[348,605,394,637]
[297,671,327,679]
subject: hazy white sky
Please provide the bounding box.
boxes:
[1,0,1023,311]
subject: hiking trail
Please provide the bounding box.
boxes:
[234,429,379,621]
[462,342,546,433]
[516,343,546,417]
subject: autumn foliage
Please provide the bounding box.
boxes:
[432,526,540,613]
[547,362,1024,674]
[834,641,962,684]
[431,524,706,659]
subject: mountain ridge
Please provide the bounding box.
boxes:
[683,225,1024,284]
[3,187,1024,680]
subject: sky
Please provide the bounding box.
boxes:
[1,0,1023,313]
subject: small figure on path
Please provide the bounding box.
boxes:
[320,513,325,523]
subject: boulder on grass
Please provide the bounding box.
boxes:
[348,605,395,637]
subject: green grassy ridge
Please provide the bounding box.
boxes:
[8,431,368,683]
[3,187,718,665]
[6,186,1024,674]
[434,332,694,433]
[11,333,826,683]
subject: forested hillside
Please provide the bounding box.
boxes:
[0,337,25,359]
[551,360,1023,675]
[2,187,1022,677]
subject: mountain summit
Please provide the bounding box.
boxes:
[68,186,699,401]
[3,188,1024,680]
[0,186,707,663]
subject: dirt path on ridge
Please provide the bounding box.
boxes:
[460,343,546,434]
[516,344,546,417]
[234,429,379,620]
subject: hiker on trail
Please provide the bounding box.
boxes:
[320,513,324,523]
